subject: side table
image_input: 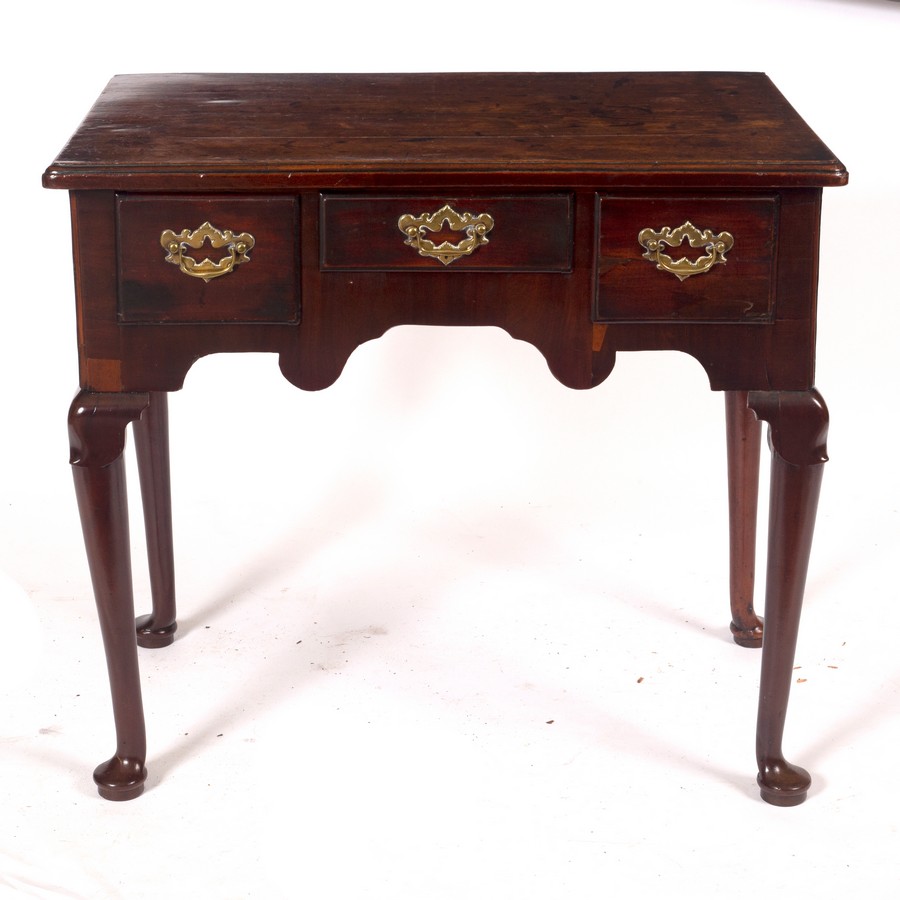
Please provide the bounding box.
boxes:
[43,72,846,804]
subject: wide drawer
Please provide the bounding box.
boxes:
[320,194,573,271]
[595,195,777,322]
[117,195,300,323]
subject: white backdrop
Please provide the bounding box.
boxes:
[3,1,899,897]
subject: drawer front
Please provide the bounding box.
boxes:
[117,195,300,323]
[595,196,777,322]
[320,194,573,271]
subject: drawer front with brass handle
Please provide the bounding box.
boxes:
[595,196,778,323]
[117,195,300,323]
[320,194,573,271]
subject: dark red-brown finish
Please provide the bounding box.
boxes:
[320,194,573,271]
[748,388,829,806]
[725,391,764,648]
[116,194,300,324]
[43,73,846,190]
[45,73,846,805]
[596,195,777,322]
[133,392,178,648]
[69,391,150,800]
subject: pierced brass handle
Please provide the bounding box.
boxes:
[638,221,734,281]
[160,221,255,282]
[398,204,494,266]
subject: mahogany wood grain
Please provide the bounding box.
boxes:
[117,195,300,324]
[320,194,573,271]
[43,73,846,190]
[748,388,829,806]
[64,188,825,395]
[596,195,777,322]
[69,391,150,800]
[725,391,764,648]
[133,392,178,649]
[44,73,846,806]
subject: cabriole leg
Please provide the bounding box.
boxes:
[133,391,178,648]
[69,390,150,801]
[748,388,828,807]
[725,391,764,647]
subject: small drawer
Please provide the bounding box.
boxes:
[595,195,777,322]
[117,195,300,323]
[320,194,573,271]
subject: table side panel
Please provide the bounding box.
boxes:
[71,191,125,390]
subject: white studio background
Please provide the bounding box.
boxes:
[2,2,899,898]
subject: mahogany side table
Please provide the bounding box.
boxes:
[43,73,846,805]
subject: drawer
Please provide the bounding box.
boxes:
[595,195,777,322]
[117,195,300,323]
[320,194,573,271]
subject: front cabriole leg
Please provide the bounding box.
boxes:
[747,388,828,807]
[69,390,151,800]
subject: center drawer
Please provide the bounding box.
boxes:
[319,194,573,272]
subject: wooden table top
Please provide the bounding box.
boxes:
[43,72,847,190]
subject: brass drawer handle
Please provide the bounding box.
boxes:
[398,204,494,266]
[160,221,255,282]
[638,221,734,281]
